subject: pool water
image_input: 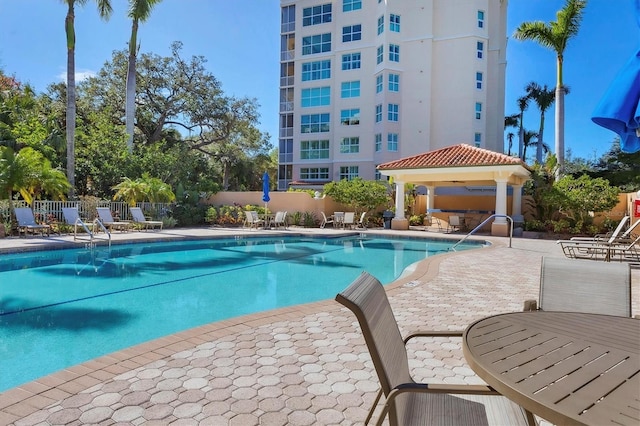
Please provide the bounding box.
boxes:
[0,235,482,391]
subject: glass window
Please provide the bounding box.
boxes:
[301,87,331,107]
[477,10,485,28]
[375,104,382,123]
[279,138,293,163]
[377,16,384,35]
[342,25,362,43]
[387,133,398,151]
[302,33,332,55]
[387,103,399,121]
[477,41,484,59]
[280,87,294,112]
[301,140,330,159]
[389,44,400,62]
[302,60,331,81]
[302,4,332,26]
[390,14,400,32]
[341,81,360,98]
[342,52,361,70]
[375,133,382,152]
[340,109,360,125]
[301,113,331,133]
[339,166,359,180]
[475,102,482,119]
[474,132,482,146]
[280,34,295,61]
[301,167,329,180]
[388,73,399,92]
[343,0,362,12]
[376,74,383,93]
[280,62,294,86]
[476,72,483,89]
[281,5,295,33]
[340,137,360,153]
[376,45,383,64]
[280,113,293,138]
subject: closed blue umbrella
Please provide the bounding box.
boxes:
[591,0,640,153]
[262,171,270,210]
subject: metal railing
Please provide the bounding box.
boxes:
[449,214,513,251]
[72,218,111,248]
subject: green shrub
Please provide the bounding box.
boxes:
[302,211,317,227]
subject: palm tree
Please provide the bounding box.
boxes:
[525,82,556,164]
[506,132,516,156]
[513,0,586,178]
[504,114,519,156]
[125,0,162,152]
[522,130,538,163]
[63,0,112,198]
[516,96,529,160]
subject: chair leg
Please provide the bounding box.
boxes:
[365,389,383,425]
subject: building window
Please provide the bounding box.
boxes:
[477,41,484,59]
[376,74,383,93]
[390,14,400,32]
[340,137,360,153]
[388,73,399,92]
[302,60,331,81]
[474,132,482,147]
[342,52,361,70]
[302,33,331,55]
[387,103,399,121]
[376,45,383,64]
[279,138,293,163]
[342,25,362,43]
[387,133,398,151]
[281,34,295,61]
[339,166,359,180]
[301,140,330,159]
[301,113,331,133]
[301,87,331,107]
[477,10,485,28]
[302,4,332,26]
[375,133,382,152]
[341,81,360,98]
[340,108,360,125]
[475,102,482,119]
[389,44,400,62]
[476,72,483,89]
[280,87,294,112]
[375,104,382,122]
[301,167,329,180]
[377,15,384,35]
[281,61,294,86]
[281,5,295,33]
[343,0,361,12]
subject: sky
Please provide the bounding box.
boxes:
[0,0,637,162]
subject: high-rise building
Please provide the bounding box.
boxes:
[278,0,508,190]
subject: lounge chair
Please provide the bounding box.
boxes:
[342,212,355,229]
[570,215,630,244]
[14,207,50,237]
[62,207,94,238]
[96,207,131,232]
[320,212,333,229]
[130,207,163,231]
[245,211,264,230]
[557,233,640,262]
[523,257,632,317]
[336,272,534,426]
[272,211,287,229]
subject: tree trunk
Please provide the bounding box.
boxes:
[125,19,138,152]
[555,86,565,180]
[65,4,76,199]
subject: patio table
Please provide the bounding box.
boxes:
[463,311,639,426]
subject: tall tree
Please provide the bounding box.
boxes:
[516,95,530,160]
[62,0,112,198]
[125,0,162,152]
[525,82,556,164]
[513,0,586,178]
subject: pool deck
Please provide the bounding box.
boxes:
[0,227,638,425]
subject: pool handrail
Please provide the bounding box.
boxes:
[449,214,513,251]
[73,218,111,248]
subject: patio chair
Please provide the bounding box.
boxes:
[244,210,264,230]
[557,233,640,262]
[336,272,534,426]
[355,212,367,229]
[342,212,355,229]
[447,215,463,233]
[96,207,132,232]
[272,211,287,229]
[320,212,333,229]
[523,257,632,317]
[130,207,163,231]
[570,215,630,244]
[14,207,50,237]
[62,207,94,238]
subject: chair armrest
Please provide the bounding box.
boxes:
[404,330,463,344]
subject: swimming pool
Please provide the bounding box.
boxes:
[0,235,483,391]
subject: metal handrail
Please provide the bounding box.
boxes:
[449,214,513,251]
[73,218,111,248]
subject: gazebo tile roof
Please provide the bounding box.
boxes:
[377,144,526,170]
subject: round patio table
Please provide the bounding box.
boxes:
[463,311,639,426]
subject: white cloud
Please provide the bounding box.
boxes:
[56,69,97,83]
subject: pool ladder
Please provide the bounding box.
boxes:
[449,214,513,251]
[73,218,111,248]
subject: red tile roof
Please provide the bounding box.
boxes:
[377,144,527,170]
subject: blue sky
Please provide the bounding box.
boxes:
[0,0,637,161]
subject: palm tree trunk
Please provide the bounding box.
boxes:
[555,86,565,180]
[537,116,544,163]
[65,2,76,198]
[125,19,138,152]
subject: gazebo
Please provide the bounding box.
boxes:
[377,144,531,236]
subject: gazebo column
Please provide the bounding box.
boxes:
[511,183,524,226]
[426,186,435,211]
[491,178,509,236]
[392,181,409,230]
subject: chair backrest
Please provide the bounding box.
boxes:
[62,207,81,225]
[358,212,366,223]
[14,207,36,226]
[334,212,344,221]
[321,212,331,222]
[449,215,461,226]
[539,256,631,317]
[336,272,413,423]
[274,211,285,223]
[343,212,355,224]
[621,218,640,239]
[606,216,630,243]
[130,207,146,222]
[96,207,115,222]
[245,211,255,223]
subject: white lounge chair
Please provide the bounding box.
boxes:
[272,211,287,229]
[320,212,333,229]
[96,207,131,232]
[14,207,50,237]
[570,216,630,244]
[130,207,163,231]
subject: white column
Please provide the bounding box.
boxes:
[395,181,405,219]
[426,186,435,212]
[494,178,508,223]
[511,184,523,220]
